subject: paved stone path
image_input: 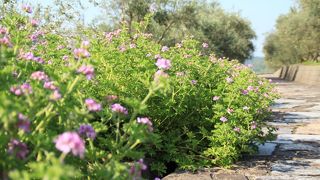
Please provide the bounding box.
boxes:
[164,76,320,180]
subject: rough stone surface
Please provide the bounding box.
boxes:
[164,77,320,180]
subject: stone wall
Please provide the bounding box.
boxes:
[276,65,320,85]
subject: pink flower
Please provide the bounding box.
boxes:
[30,19,39,27]
[118,45,126,52]
[17,113,31,133]
[8,139,29,159]
[106,95,118,102]
[154,70,168,82]
[212,96,220,101]
[233,127,240,132]
[161,46,169,52]
[43,81,58,90]
[20,52,34,60]
[62,55,69,61]
[251,122,257,129]
[54,132,85,158]
[22,4,32,13]
[81,40,90,49]
[220,116,228,122]
[73,48,90,59]
[31,71,49,81]
[154,54,161,59]
[130,43,136,49]
[226,77,233,83]
[0,36,12,47]
[85,98,102,112]
[227,108,234,114]
[0,27,7,34]
[191,80,197,85]
[20,83,33,94]
[111,103,128,115]
[10,86,22,96]
[202,42,208,48]
[77,65,94,80]
[137,117,153,131]
[155,58,171,70]
[50,90,62,101]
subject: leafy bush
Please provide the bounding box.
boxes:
[0,4,277,179]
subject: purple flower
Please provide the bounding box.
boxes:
[77,65,94,80]
[161,46,169,52]
[22,4,32,13]
[202,42,208,48]
[226,77,233,84]
[242,89,249,95]
[73,48,90,59]
[8,139,29,159]
[78,124,96,140]
[149,3,158,13]
[111,103,128,115]
[0,36,12,47]
[212,96,220,101]
[33,57,45,64]
[247,86,254,91]
[137,117,153,131]
[17,113,31,133]
[155,58,171,70]
[85,98,102,112]
[191,80,197,85]
[220,116,228,122]
[44,81,58,90]
[54,132,85,158]
[62,55,69,61]
[20,52,34,60]
[31,71,49,81]
[50,90,62,101]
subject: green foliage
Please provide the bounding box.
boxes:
[264,0,320,66]
[0,3,277,179]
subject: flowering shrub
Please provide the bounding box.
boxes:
[0,4,277,179]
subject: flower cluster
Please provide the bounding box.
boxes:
[17,113,31,133]
[8,139,29,160]
[77,65,94,80]
[10,83,32,96]
[54,132,85,158]
[111,103,128,115]
[85,98,102,112]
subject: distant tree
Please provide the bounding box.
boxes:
[264,0,320,66]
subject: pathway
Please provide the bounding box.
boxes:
[164,76,320,180]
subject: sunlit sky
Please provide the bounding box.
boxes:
[33,0,295,57]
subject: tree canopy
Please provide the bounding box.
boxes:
[94,0,256,63]
[263,0,320,66]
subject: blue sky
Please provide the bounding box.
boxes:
[33,0,295,57]
[217,0,294,57]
